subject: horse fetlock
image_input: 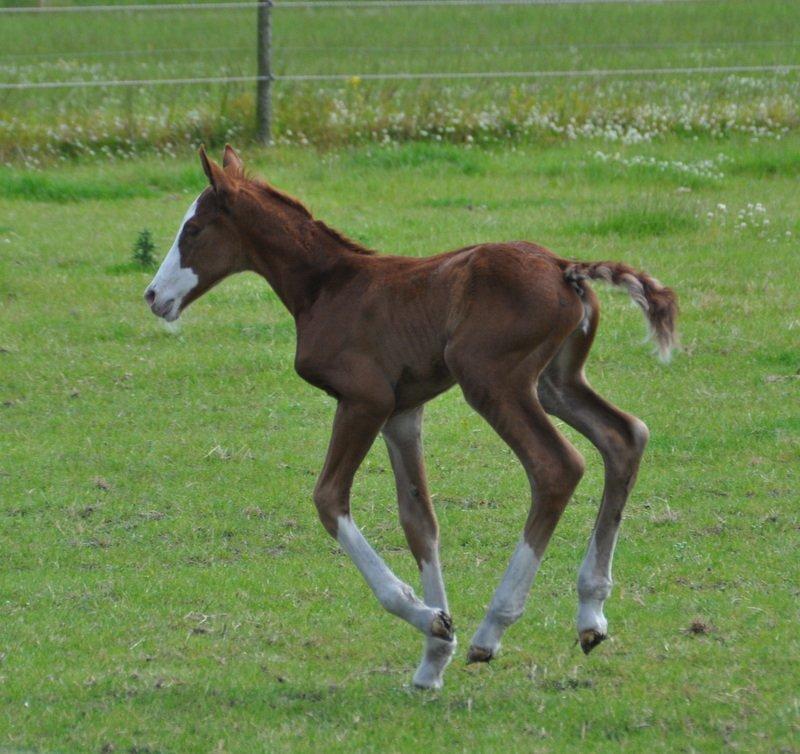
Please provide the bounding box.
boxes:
[577,574,612,603]
[577,598,609,653]
[412,636,457,689]
[490,604,524,628]
[430,609,455,641]
[467,620,503,664]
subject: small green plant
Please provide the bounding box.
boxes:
[132,228,157,269]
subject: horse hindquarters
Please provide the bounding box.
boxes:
[442,253,588,661]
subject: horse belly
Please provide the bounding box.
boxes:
[393,356,455,412]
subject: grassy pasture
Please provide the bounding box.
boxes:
[2,0,800,158]
[1,135,798,752]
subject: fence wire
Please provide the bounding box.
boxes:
[0,0,721,14]
[3,38,799,62]
[2,64,798,91]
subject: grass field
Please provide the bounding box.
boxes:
[1,134,798,752]
[2,0,800,159]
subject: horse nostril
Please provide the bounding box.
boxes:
[144,288,156,305]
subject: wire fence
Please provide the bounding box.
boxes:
[0,0,728,13]
[4,38,800,61]
[2,64,799,91]
[2,0,799,144]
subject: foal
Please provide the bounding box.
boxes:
[145,146,678,689]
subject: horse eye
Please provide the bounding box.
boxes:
[184,224,200,238]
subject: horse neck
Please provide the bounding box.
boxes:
[236,191,364,317]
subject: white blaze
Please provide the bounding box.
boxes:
[147,196,200,321]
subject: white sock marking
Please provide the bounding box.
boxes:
[413,555,456,689]
[576,532,614,635]
[420,556,448,611]
[335,516,437,635]
[471,539,540,653]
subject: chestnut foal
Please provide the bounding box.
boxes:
[145,147,678,689]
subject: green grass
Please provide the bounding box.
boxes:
[1,136,799,752]
[2,0,800,159]
[578,205,700,238]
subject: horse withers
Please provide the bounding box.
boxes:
[144,146,677,689]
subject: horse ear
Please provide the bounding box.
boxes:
[199,145,231,196]
[222,144,244,177]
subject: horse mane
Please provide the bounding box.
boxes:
[244,174,377,256]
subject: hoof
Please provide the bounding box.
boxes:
[466,645,494,664]
[412,676,443,691]
[579,629,607,655]
[430,610,454,641]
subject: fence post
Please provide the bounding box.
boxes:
[256,0,273,144]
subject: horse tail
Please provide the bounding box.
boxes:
[562,259,679,363]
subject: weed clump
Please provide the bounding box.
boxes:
[132,229,157,269]
[686,619,715,635]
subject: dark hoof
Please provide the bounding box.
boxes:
[579,629,607,655]
[466,645,494,664]
[430,610,454,641]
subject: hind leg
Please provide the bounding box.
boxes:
[447,343,585,663]
[539,305,649,653]
[382,407,456,689]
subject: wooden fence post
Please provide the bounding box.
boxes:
[256,0,273,144]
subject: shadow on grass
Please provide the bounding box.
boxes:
[577,205,699,238]
[0,173,155,203]
[344,142,487,176]
[0,164,207,203]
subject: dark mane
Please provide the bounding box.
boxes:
[246,175,377,256]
